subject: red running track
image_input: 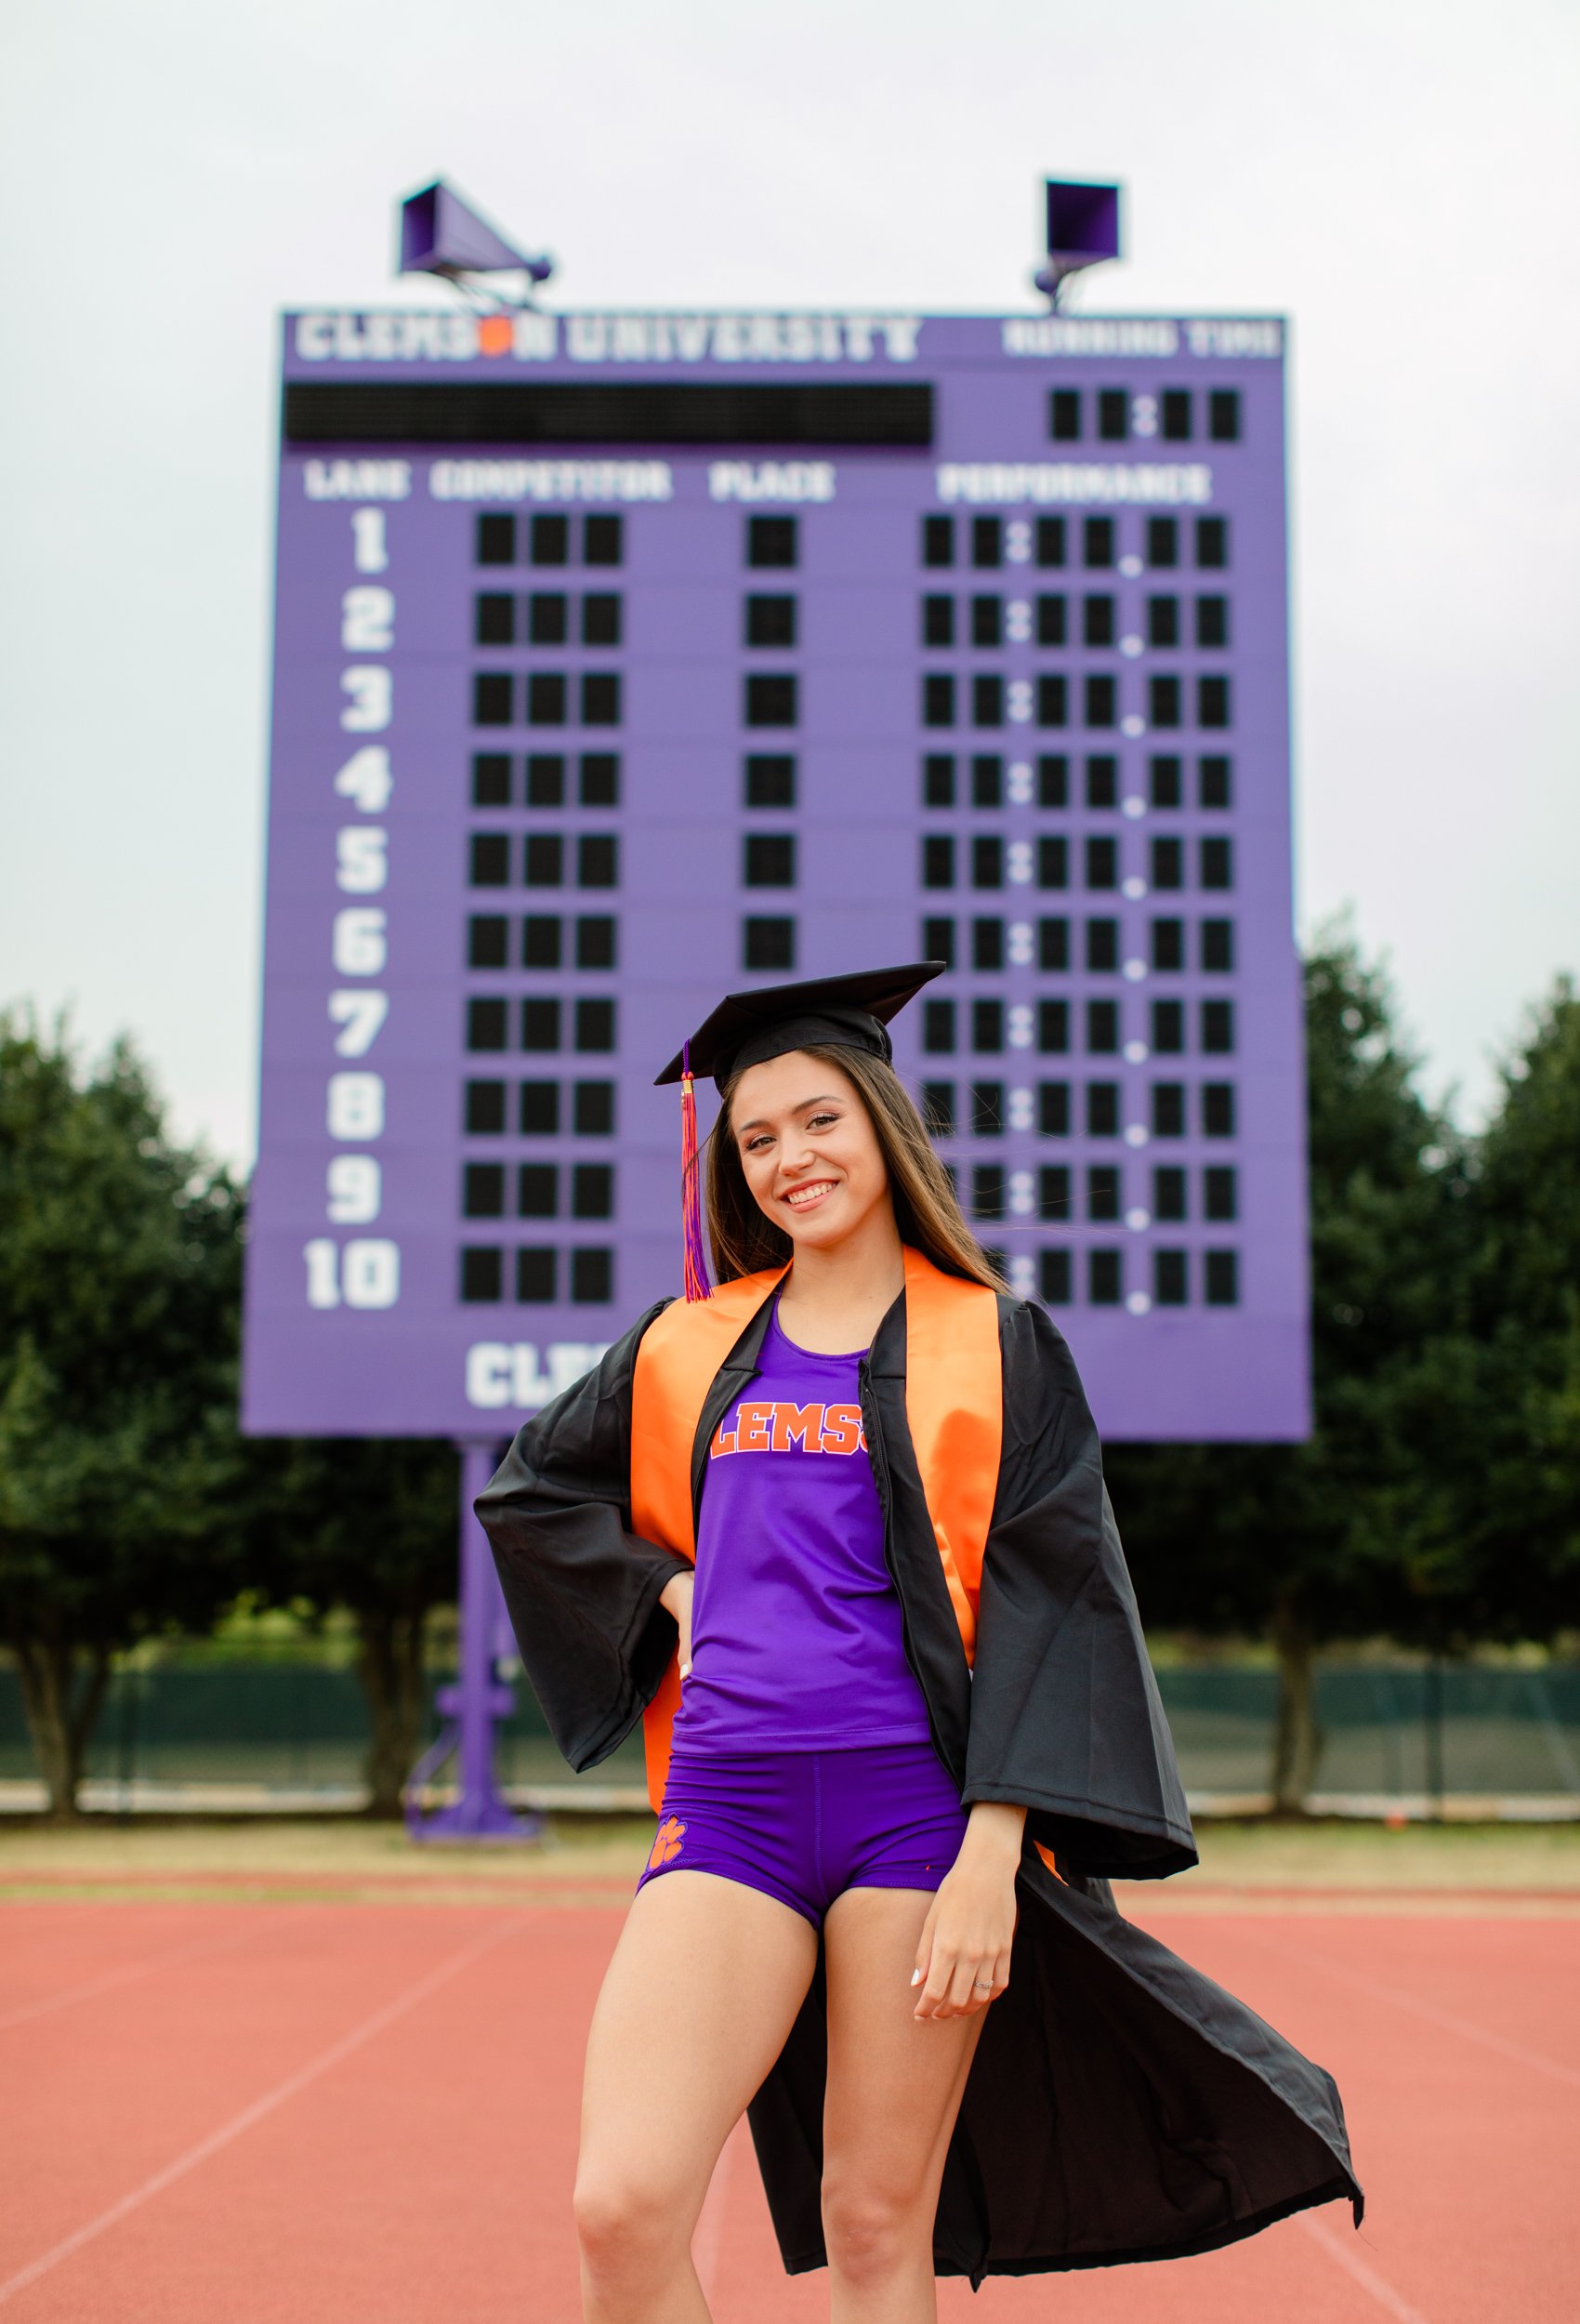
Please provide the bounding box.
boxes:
[1,1896,1575,2322]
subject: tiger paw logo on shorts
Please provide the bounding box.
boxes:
[648,1816,687,1870]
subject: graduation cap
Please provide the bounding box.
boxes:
[657,961,946,1301]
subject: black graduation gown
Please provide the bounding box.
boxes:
[477,1282,1363,2284]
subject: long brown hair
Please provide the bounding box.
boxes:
[703,1043,1010,1293]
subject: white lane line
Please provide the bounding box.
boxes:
[0,1913,310,2035]
[0,1915,521,2307]
[693,2113,744,2302]
[1239,1926,1580,2093]
[1300,2211,1432,2324]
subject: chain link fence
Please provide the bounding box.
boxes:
[3,1657,1577,1814]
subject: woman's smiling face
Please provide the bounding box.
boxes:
[730,1050,891,1254]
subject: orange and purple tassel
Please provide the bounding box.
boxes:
[680,1040,712,1302]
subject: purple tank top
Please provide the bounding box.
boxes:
[668,1296,934,1751]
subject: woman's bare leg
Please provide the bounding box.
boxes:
[820,1888,987,2324]
[575,1868,819,2324]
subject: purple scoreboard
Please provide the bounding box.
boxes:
[243,298,1308,1443]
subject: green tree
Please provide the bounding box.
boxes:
[1110,926,1479,1808]
[0,1013,248,1816]
[245,1435,459,1817]
[1455,979,1580,1641]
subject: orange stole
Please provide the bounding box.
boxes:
[627,1249,1004,1812]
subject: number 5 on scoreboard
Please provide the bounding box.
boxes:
[336,826,388,892]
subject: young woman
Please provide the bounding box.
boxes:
[477,963,1360,2323]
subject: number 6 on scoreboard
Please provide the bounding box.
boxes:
[332,908,388,975]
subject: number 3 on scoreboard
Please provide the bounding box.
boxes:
[341,667,391,732]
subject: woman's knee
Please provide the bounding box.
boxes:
[821,2172,931,2285]
[573,2161,691,2274]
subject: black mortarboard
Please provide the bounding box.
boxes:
[653,960,946,1092]
[658,961,946,1301]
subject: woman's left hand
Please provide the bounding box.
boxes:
[910,1802,1025,2021]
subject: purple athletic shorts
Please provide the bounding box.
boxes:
[635,1740,970,1929]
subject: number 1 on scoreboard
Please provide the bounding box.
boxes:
[350,506,388,573]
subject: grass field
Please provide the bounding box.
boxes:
[3,1810,1578,1902]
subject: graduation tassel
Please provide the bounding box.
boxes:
[680,1040,712,1302]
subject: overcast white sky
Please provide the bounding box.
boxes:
[2,0,1576,1169]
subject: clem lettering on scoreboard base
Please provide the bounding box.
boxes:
[466,1340,612,1411]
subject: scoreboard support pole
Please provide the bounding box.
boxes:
[405,1440,542,1843]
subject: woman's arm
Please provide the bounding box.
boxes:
[911,1800,1026,2021]
[659,1569,694,1674]
[476,1301,694,1771]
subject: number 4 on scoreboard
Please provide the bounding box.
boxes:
[334,745,392,812]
